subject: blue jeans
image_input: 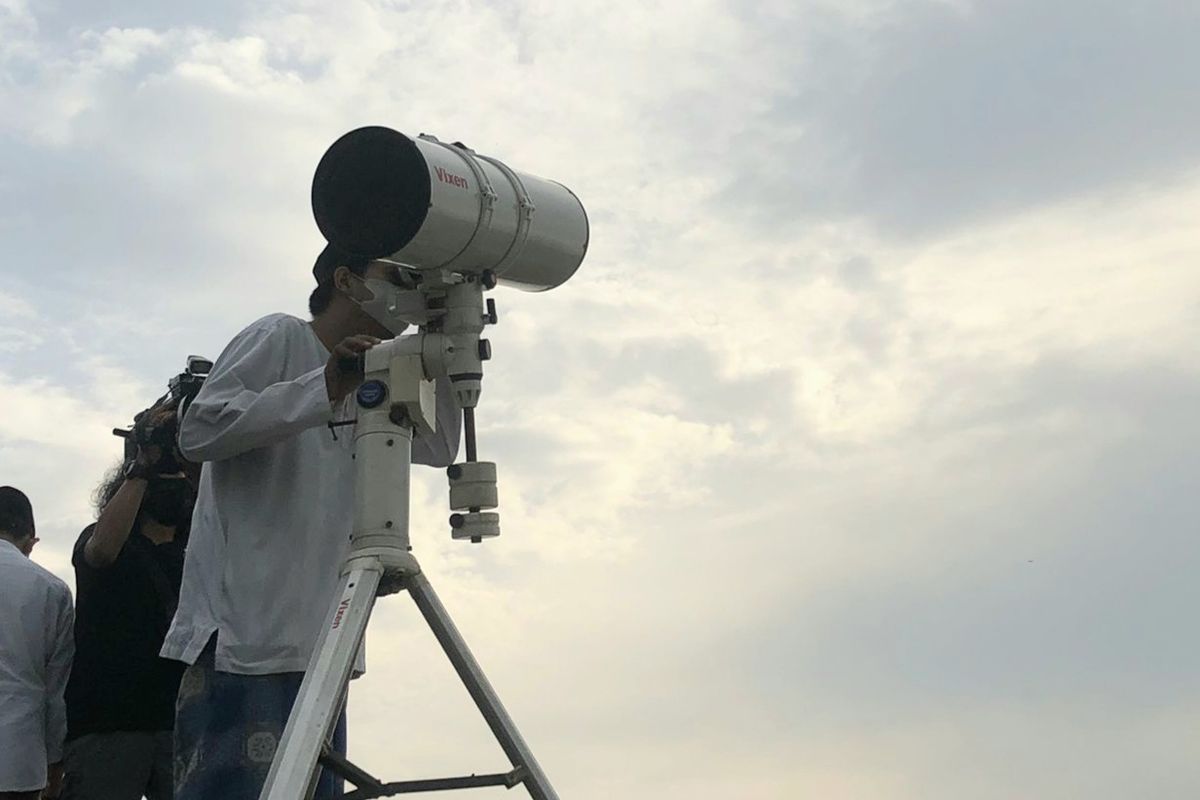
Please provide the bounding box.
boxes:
[173,641,346,800]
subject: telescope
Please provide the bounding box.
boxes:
[261,129,582,800]
[312,126,589,291]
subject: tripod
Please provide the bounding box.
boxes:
[260,281,559,800]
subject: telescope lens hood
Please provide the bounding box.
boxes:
[312,126,431,259]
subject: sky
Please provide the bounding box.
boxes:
[2,0,1199,797]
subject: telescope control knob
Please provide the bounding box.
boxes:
[484,298,498,325]
[478,339,492,361]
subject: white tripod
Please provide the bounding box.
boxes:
[260,276,559,800]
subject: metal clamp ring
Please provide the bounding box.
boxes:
[478,154,536,276]
[418,136,497,271]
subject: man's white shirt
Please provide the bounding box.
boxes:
[161,313,460,675]
[0,539,74,792]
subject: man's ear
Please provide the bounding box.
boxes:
[333,266,372,302]
[332,265,353,292]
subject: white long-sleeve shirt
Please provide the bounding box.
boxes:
[0,539,74,792]
[160,313,460,674]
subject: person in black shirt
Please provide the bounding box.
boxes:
[63,401,196,800]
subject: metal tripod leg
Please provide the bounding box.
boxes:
[262,563,383,800]
[406,570,560,800]
[262,338,560,799]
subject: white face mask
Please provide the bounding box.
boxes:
[349,276,433,335]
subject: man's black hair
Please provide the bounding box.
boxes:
[0,485,34,540]
[309,244,372,316]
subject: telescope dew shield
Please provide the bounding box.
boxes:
[312,126,589,291]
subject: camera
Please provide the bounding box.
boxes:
[168,355,213,410]
[113,355,212,470]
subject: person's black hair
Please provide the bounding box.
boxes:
[92,461,193,540]
[93,461,126,515]
[309,247,372,316]
[0,485,34,540]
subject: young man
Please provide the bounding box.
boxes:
[161,246,461,799]
[0,487,74,800]
[62,403,196,800]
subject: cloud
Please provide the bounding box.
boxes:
[719,0,1200,237]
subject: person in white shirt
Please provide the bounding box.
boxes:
[162,246,461,799]
[0,486,75,800]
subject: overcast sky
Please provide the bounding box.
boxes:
[3,1,1199,797]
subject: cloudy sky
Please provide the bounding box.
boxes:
[3,0,1199,797]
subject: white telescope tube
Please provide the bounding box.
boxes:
[312,126,589,291]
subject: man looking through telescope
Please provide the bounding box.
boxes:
[160,245,461,800]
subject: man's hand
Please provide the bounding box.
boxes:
[325,335,381,405]
[43,761,63,799]
[132,398,181,473]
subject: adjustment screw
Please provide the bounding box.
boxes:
[485,298,498,325]
[447,464,463,480]
[449,514,465,529]
[478,339,492,361]
[481,270,498,290]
